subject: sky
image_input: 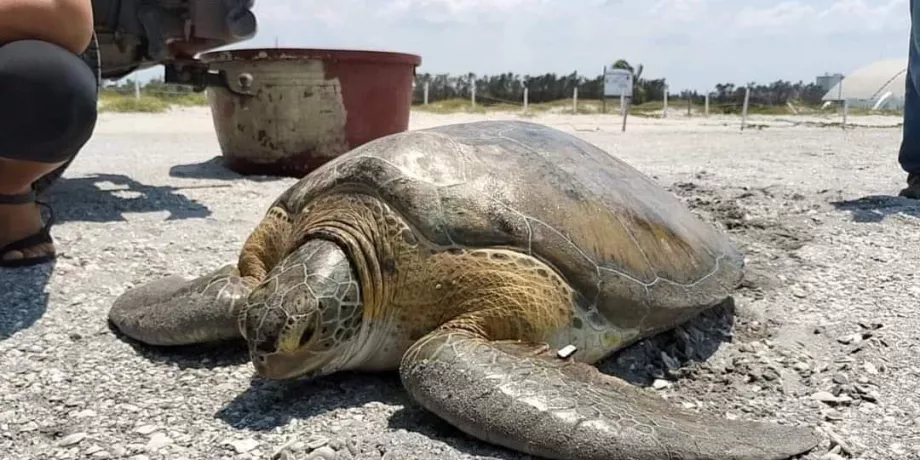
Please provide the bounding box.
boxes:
[129,0,912,92]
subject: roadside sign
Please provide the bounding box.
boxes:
[604,68,633,97]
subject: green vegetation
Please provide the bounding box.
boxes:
[98,77,209,113]
[412,59,902,117]
[411,96,863,117]
[99,93,170,113]
[96,59,904,118]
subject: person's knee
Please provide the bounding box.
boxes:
[0,39,98,164]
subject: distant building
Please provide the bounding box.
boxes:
[816,73,844,92]
[821,58,907,110]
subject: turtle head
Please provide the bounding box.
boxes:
[239,238,363,380]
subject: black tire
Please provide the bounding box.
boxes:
[33,32,102,195]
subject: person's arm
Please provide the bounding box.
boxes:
[0,0,94,55]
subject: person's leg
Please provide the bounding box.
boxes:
[0,39,98,266]
[899,0,920,198]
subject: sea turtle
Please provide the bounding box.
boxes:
[109,120,819,460]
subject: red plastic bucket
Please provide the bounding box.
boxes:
[199,48,422,177]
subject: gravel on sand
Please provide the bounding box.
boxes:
[2,107,918,460]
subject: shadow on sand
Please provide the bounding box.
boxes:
[109,258,736,458]
[107,321,252,370]
[41,173,220,223]
[0,260,55,342]
[182,301,733,459]
[830,194,920,223]
[169,156,283,183]
[1,173,223,341]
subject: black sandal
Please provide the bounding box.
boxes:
[0,190,56,268]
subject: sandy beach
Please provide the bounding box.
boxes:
[1,106,916,460]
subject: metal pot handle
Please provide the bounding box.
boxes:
[163,59,255,97]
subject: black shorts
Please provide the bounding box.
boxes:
[0,38,99,164]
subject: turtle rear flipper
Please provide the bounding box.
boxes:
[109,264,251,346]
[400,329,820,460]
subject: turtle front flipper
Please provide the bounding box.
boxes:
[110,204,294,346]
[400,328,820,460]
[109,264,252,346]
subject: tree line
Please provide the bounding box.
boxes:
[413,59,829,110]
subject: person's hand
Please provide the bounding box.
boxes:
[0,0,94,54]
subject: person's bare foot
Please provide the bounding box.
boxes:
[0,200,55,265]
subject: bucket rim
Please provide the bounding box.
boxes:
[198,47,422,66]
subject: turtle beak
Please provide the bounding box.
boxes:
[250,316,329,381]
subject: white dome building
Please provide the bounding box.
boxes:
[822,58,907,110]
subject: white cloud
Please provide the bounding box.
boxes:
[253,1,350,26]
[734,0,908,35]
[736,2,815,29]
[818,0,907,32]
[383,0,552,23]
[649,0,708,21]
[215,0,912,91]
